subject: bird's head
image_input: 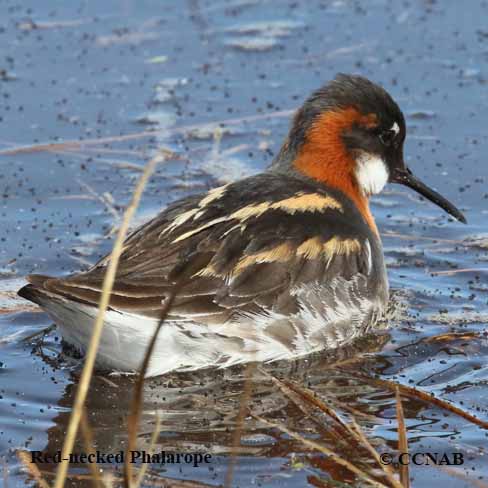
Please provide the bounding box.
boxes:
[273,73,466,224]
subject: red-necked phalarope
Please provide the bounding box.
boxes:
[18,74,466,377]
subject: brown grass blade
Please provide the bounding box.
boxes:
[21,325,56,343]
[280,385,346,443]
[279,378,352,429]
[382,230,461,245]
[224,362,256,488]
[124,287,178,488]
[0,134,156,155]
[349,419,402,488]
[0,109,294,156]
[345,373,488,430]
[79,408,103,488]
[98,376,119,388]
[266,374,403,488]
[434,465,488,488]
[395,389,409,488]
[431,268,488,277]
[2,460,8,488]
[423,332,479,343]
[52,152,164,488]
[327,397,378,421]
[264,373,354,443]
[133,413,162,488]
[40,468,219,487]
[17,451,50,488]
[252,415,389,488]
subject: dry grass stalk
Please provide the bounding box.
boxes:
[382,230,461,245]
[265,374,353,444]
[435,466,488,488]
[81,147,147,157]
[2,461,8,488]
[431,268,488,277]
[17,451,50,488]
[18,19,91,30]
[253,414,389,488]
[77,179,121,223]
[133,414,162,488]
[96,31,160,47]
[349,373,488,430]
[20,325,56,343]
[53,151,165,488]
[314,354,368,372]
[124,288,178,488]
[80,408,103,488]
[349,419,401,487]
[40,468,215,487]
[97,376,119,388]
[278,382,345,442]
[279,378,352,431]
[224,362,257,488]
[0,304,40,315]
[395,389,409,488]
[0,109,294,157]
[66,150,147,171]
[328,397,378,421]
[83,158,146,172]
[267,374,403,488]
[0,133,156,155]
[423,331,479,343]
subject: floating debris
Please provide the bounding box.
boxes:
[133,110,176,127]
[201,156,255,184]
[152,77,189,104]
[240,433,276,446]
[145,55,168,65]
[428,311,488,325]
[0,278,39,314]
[371,196,400,208]
[97,31,159,47]
[396,10,410,24]
[17,18,92,31]
[461,68,481,79]
[0,69,16,81]
[225,20,304,37]
[224,20,304,52]
[407,110,437,120]
[463,235,488,249]
[225,37,278,52]
[185,125,241,140]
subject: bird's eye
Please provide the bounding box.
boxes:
[379,129,396,146]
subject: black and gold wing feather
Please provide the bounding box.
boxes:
[25,173,385,326]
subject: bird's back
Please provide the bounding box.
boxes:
[18,172,388,374]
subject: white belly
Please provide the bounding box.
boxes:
[43,277,386,377]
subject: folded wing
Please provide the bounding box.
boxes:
[33,174,380,327]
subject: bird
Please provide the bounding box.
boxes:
[18,74,466,377]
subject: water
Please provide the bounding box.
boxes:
[1,0,487,486]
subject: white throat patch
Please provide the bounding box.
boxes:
[354,153,389,196]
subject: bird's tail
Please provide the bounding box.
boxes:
[17,274,54,306]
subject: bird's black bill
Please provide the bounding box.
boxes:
[391,167,466,223]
